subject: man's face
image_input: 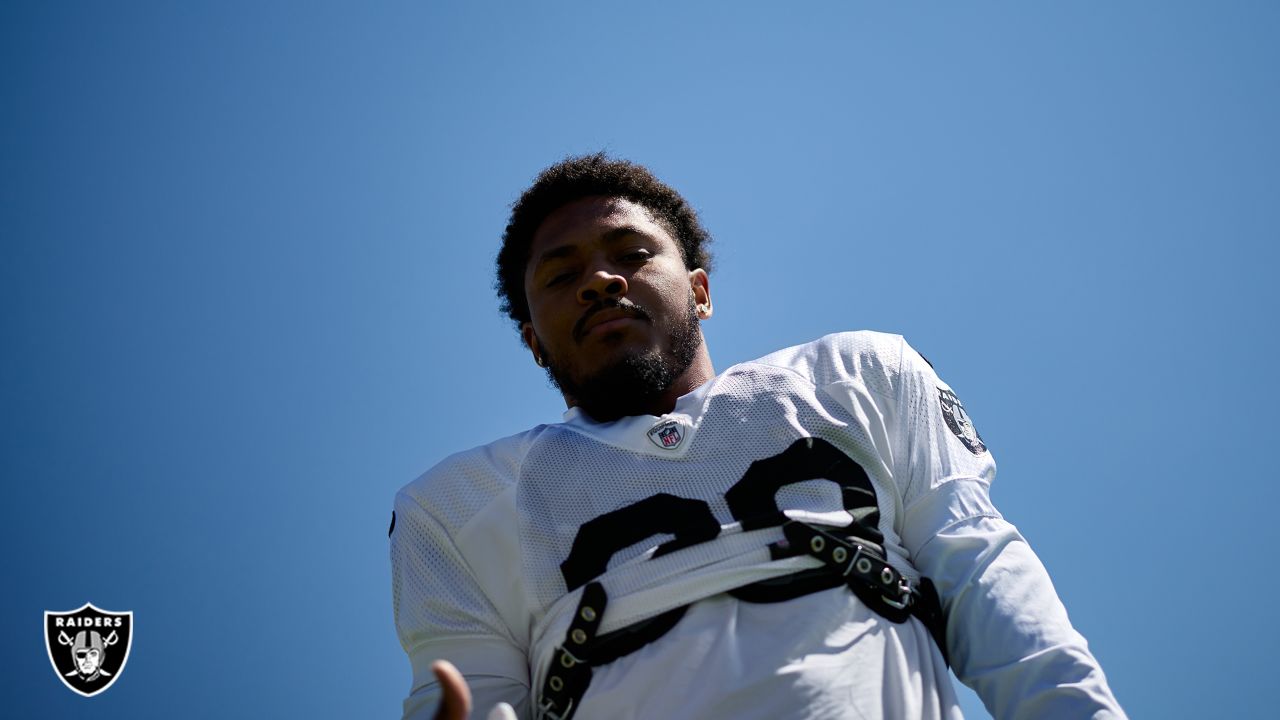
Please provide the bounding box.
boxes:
[522,196,711,421]
[76,647,101,675]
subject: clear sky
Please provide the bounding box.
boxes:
[3,2,1277,718]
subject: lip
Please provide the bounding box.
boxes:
[579,307,646,339]
[586,316,640,336]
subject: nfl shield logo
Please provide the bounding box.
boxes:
[647,420,684,450]
[45,602,133,697]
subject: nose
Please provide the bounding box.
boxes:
[577,265,628,304]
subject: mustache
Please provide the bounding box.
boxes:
[573,299,652,342]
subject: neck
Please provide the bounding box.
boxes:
[644,350,715,415]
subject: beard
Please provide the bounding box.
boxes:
[544,295,703,422]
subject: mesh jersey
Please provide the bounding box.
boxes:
[390,331,1126,719]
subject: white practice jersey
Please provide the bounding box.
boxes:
[390,331,1125,719]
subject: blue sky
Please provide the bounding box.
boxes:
[3,2,1277,717]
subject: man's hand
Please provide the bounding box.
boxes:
[431,661,472,720]
[431,660,517,720]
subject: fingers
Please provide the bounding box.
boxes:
[431,660,472,720]
[487,702,518,720]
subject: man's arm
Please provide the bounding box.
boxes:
[390,491,530,719]
[894,340,1126,718]
[903,479,1126,718]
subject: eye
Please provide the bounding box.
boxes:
[620,249,651,262]
[546,270,576,288]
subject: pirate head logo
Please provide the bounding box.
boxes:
[938,387,987,455]
[68,630,112,681]
[646,419,684,450]
[45,603,133,697]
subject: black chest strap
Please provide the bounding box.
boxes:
[777,521,949,666]
[535,522,950,720]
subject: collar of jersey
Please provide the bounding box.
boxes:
[557,373,719,456]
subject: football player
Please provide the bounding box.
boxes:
[390,154,1126,719]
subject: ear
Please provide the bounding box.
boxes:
[521,322,547,368]
[689,269,713,319]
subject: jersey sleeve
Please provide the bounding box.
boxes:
[390,490,531,720]
[893,339,1127,719]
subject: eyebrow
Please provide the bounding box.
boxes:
[532,226,651,270]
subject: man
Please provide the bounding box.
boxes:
[390,154,1125,719]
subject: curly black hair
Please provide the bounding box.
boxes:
[495,153,714,326]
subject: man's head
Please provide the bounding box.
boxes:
[72,631,105,677]
[496,154,716,421]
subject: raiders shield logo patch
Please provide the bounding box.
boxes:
[647,419,684,450]
[45,603,133,697]
[938,387,987,454]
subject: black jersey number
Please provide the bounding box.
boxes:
[559,437,881,591]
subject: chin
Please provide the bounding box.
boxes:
[587,342,660,370]
[586,323,652,347]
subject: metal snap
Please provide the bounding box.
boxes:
[580,606,597,622]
